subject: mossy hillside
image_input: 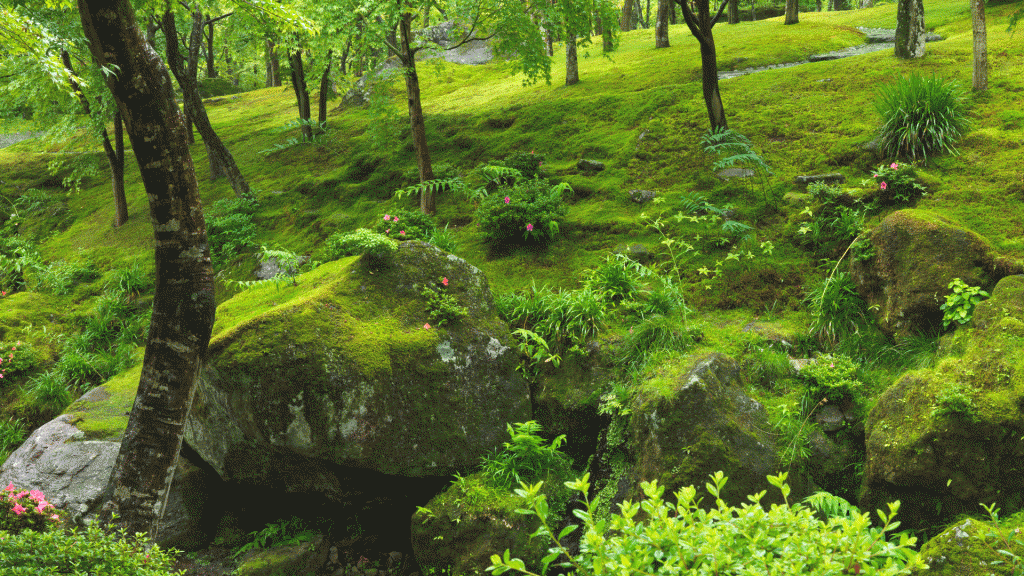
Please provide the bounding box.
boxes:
[863,276,1024,530]
[188,241,530,479]
[914,512,1024,576]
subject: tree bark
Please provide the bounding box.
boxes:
[972,0,987,91]
[675,0,728,130]
[77,0,216,540]
[895,0,926,59]
[728,0,740,24]
[205,18,216,77]
[265,38,281,87]
[318,49,333,132]
[61,49,128,227]
[565,35,579,85]
[656,0,671,46]
[165,10,251,197]
[785,0,799,24]
[398,9,435,214]
[621,0,635,31]
[289,50,313,141]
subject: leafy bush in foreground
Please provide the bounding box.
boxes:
[0,523,180,575]
[491,471,925,576]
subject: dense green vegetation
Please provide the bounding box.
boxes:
[2,0,1024,571]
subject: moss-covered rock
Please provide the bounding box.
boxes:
[626,353,790,508]
[410,472,565,576]
[860,275,1024,531]
[850,209,1020,337]
[185,242,530,490]
[235,534,328,576]
[913,514,1024,576]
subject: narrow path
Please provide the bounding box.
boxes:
[719,27,943,79]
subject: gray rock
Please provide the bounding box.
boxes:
[716,168,756,180]
[814,404,846,433]
[577,159,605,172]
[628,189,657,204]
[793,173,846,188]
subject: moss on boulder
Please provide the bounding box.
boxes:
[185,242,530,489]
[861,275,1024,531]
[850,209,1020,338]
[913,514,1024,576]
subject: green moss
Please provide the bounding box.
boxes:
[64,363,141,442]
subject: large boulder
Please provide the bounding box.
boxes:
[185,242,530,497]
[860,275,1024,531]
[850,209,1019,337]
[626,353,793,507]
[913,515,1024,576]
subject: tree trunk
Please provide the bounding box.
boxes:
[77,0,216,540]
[676,0,728,130]
[621,0,635,31]
[165,10,250,197]
[290,50,313,141]
[785,0,799,24]
[728,0,739,24]
[895,0,926,59]
[972,0,987,91]
[398,10,435,214]
[545,27,554,57]
[656,0,671,46]
[265,38,280,87]
[61,49,128,227]
[317,49,333,133]
[205,18,216,77]
[565,35,579,85]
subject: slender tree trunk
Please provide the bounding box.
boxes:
[565,35,579,85]
[205,19,216,77]
[676,0,728,130]
[545,27,554,56]
[398,10,435,214]
[728,0,739,24]
[621,0,635,31]
[77,0,216,540]
[61,49,129,227]
[289,50,313,141]
[598,12,615,51]
[656,0,671,46]
[785,0,799,24]
[165,10,250,197]
[972,0,987,91]
[265,38,280,87]
[895,0,926,59]
[318,49,333,132]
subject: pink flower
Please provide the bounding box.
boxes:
[890,162,899,169]
[29,490,45,503]
[36,502,49,513]
[385,229,390,234]
[14,491,27,499]
[399,230,406,236]
[526,223,534,232]
[442,277,449,287]
[50,514,59,521]
[423,323,431,330]
[11,503,25,515]
[383,214,391,221]
[393,217,399,223]
[503,196,510,204]
[880,182,888,191]
[4,483,13,492]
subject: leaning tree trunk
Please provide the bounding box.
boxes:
[785,0,799,24]
[165,10,251,197]
[78,0,216,540]
[895,0,926,59]
[565,34,579,85]
[676,0,728,130]
[317,49,333,133]
[398,11,435,214]
[289,50,313,141]
[972,0,987,91]
[656,0,671,46]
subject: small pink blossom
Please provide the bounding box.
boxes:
[4,483,13,492]
[526,223,534,232]
[393,217,399,223]
[880,181,888,191]
[423,323,431,330]
[503,196,510,204]
[29,490,45,503]
[399,230,406,236]
[890,162,899,169]
[11,503,25,515]
[50,514,59,521]
[442,277,449,287]
[383,214,391,221]
[385,228,390,234]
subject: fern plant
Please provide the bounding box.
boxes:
[701,127,780,209]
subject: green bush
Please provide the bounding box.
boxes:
[584,255,642,303]
[373,208,436,242]
[480,421,572,490]
[0,523,181,575]
[233,516,318,559]
[616,314,698,372]
[499,283,606,351]
[0,418,26,465]
[0,340,40,384]
[23,370,72,414]
[797,183,868,259]
[323,228,399,265]
[805,271,869,347]
[475,178,568,247]
[0,485,64,535]
[939,277,989,330]
[207,196,260,260]
[799,353,862,405]
[865,162,926,206]
[491,471,925,576]
[875,73,970,162]
[932,383,978,421]
[421,276,468,328]
[0,232,42,293]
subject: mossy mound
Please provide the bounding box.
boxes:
[861,275,1024,531]
[185,242,531,489]
[913,514,1024,576]
[850,209,1020,338]
[626,353,791,508]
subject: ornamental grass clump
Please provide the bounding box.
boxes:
[874,73,970,162]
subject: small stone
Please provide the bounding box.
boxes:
[628,189,657,204]
[577,159,605,171]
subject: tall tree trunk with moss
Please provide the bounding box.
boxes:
[656,0,671,46]
[785,0,799,24]
[675,0,729,130]
[77,0,216,540]
[317,49,333,133]
[565,34,579,85]
[972,0,987,91]
[289,50,313,141]
[265,38,281,87]
[895,0,926,58]
[398,9,435,214]
[165,10,251,198]
[621,0,635,30]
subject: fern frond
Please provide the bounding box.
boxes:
[803,491,860,519]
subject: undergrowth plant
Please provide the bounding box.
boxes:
[799,353,863,406]
[797,183,870,259]
[0,522,181,575]
[233,516,319,559]
[421,276,468,327]
[374,208,436,242]
[939,277,989,330]
[207,195,260,263]
[323,229,399,266]
[475,178,568,247]
[805,269,870,348]
[480,421,572,491]
[700,127,781,210]
[875,73,970,162]
[489,471,925,576]
[864,162,926,206]
[0,418,26,465]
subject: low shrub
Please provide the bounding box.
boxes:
[804,270,869,348]
[499,283,606,352]
[865,162,926,205]
[0,522,180,575]
[0,484,63,535]
[875,73,970,162]
[480,421,571,490]
[475,178,568,247]
[799,353,862,405]
[939,277,989,330]
[373,208,436,242]
[323,228,399,266]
